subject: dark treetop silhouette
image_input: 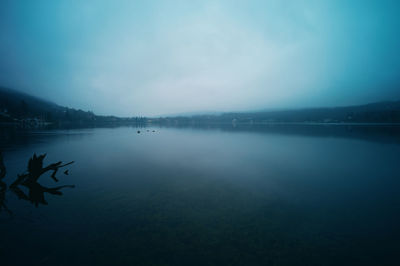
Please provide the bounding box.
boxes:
[0,152,12,214]
[0,152,75,209]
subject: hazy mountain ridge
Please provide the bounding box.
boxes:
[0,87,145,125]
[154,101,400,124]
[1,87,400,126]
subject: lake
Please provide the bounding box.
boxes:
[1,125,400,265]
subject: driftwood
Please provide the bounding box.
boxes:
[0,152,75,209]
[0,152,12,214]
[11,153,74,187]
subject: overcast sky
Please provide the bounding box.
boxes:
[0,0,399,116]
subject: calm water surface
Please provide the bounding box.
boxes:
[0,125,399,265]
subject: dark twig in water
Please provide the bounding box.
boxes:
[11,153,74,185]
[0,152,76,208]
[0,152,12,215]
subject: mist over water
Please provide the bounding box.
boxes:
[1,1,400,265]
[1,125,399,265]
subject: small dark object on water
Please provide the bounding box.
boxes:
[152,130,155,132]
[137,131,140,134]
[64,170,69,175]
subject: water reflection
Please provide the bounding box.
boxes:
[157,123,400,144]
[0,126,399,265]
[0,152,74,210]
[1,124,399,152]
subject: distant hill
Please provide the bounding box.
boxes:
[0,87,145,125]
[2,86,399,126]
[153,101,400,124]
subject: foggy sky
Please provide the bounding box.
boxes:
[0,0,399,116]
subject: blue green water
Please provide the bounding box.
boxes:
[1,125,399,265]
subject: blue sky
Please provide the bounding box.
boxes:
[0,0,399,116]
